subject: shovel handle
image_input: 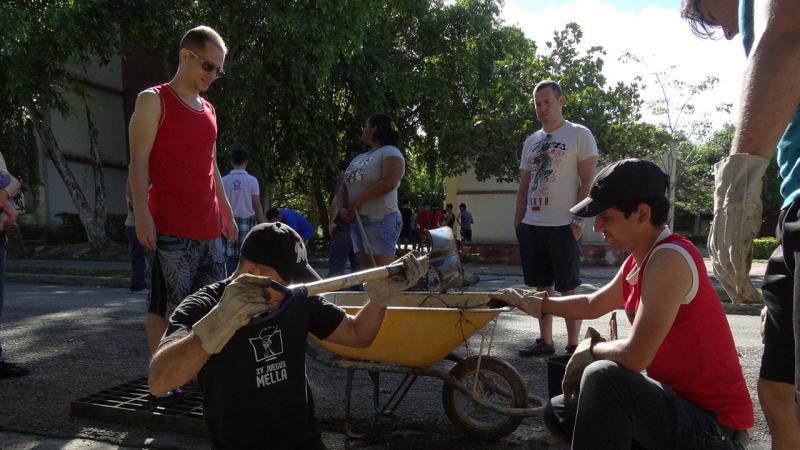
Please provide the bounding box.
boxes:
[289,254,429,297]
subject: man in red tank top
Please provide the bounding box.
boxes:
[491,159,753,448]
[128,26,236,359]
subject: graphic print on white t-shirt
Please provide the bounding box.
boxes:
[519,121,599,226]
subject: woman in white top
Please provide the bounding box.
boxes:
[338,114,405,268]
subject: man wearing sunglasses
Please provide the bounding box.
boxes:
[681,1,800,447]
[128,25,237,365]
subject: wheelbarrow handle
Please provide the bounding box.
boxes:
[292,254,429,297]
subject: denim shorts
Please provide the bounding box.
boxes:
[350,210,402,256]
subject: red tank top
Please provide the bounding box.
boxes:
[622,233,753,430]
[148,83,221,240]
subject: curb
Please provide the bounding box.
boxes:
[6,273,129,288]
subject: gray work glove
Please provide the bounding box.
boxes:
[487,287,545,318]
[562,327,605,401]
[193,274,275,354]
[708,153,770,304]
[365,252,427,306]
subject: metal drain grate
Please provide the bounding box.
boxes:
[70,376,206,436]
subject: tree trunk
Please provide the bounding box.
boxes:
[313,182,329,239]
[86,106,107,228]
[662,144,678,230]
[31,105,111,249]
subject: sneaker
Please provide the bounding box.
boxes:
[519,338,556,357]
[564,344,578,355]
[0,361,30,378]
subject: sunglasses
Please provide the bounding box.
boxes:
[186,49,225,78]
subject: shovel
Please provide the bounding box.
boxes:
[251,226,464,325]
[294,226,463,296]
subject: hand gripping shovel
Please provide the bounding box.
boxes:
[252,226,464,325]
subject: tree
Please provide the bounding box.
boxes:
[0,1,130,247]
[620,53,732,228]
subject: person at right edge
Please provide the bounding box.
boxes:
[492,158,753,448]
[681,0,800,447]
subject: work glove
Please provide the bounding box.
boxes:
[193,274,275,354]
[487,287,545,318]
[708,153,770,304]
[562,327,605,401]
[365,252,427,306]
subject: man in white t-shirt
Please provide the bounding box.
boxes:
[514,80,599,357]
[222,145,265,274]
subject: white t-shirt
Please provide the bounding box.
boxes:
[519,121,599,226]
[222,169,260,218]
[345,145,405,219]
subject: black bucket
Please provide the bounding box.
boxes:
[546,354,571,399]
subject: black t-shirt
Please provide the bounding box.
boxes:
[162,280,346,449]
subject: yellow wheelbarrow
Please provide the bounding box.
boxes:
[308,291,546,440]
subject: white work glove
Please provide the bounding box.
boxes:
[562,327,604,401]
[193,274,275,354]
[365,252,427,306]
[708,154,770,304]
[487,287,545,318]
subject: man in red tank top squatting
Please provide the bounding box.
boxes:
[128,26,237,369]
[491,159,753,449]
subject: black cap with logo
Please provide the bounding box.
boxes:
[239,222,321,283]
[570,158,669,218]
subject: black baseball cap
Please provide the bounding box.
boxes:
[570,158,668,218]
[239,222,321,283]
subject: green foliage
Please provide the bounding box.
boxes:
[2,1,684,228]
[753,237,779,260]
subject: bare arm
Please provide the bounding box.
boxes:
[571,156,598,239]
[349,156,404,210]
[732,0,800,158]
[213,147,237,243]
[128,90,161,250]
[323,301,387,348]
[515,170,531,227]
[591,249,690,372]
[542,265,625,320]
[577,156,597,202]
[252,195,266,223]
[148,333,210,396]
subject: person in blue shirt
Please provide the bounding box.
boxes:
[267,207,314,242]
[682,0,800,446]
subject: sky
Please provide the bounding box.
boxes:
[498,0,747,136]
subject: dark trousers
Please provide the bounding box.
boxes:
[328,226,359,277]
[126,226,147,292]
[544,360,747,449]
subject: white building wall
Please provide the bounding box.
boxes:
[45,55,128,230]
[445,167,603,243]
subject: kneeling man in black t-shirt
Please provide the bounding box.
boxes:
[148,222,425,449]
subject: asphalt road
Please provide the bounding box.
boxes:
[0,280,771,449]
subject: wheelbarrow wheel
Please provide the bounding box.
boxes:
[442,355,527,440]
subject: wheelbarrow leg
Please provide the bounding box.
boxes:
[344,368,365,439]
[369,370,418,416]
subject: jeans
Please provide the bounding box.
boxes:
[126,226,147,292]
[328,225,359,277]
[544,360,748,449]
